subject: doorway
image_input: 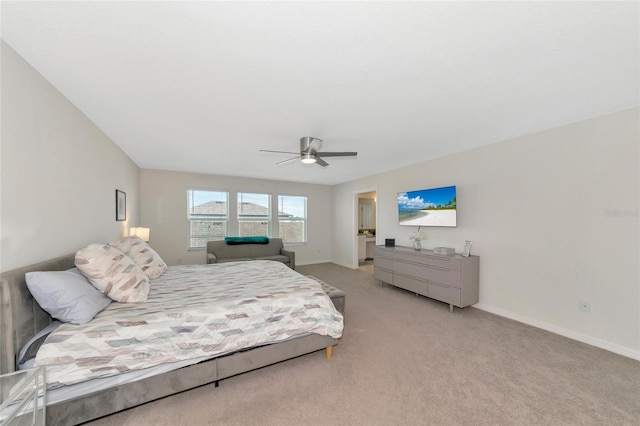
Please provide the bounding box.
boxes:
[355,190,377,272]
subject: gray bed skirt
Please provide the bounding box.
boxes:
[1,254,338,425]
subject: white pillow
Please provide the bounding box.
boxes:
[25,269,112,324]
[110,236,167,279]
[75,244,150,303]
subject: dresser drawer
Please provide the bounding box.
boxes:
[393,273,428,295]
[374,256,394,271]
[374,267,393,284]
[399,261,429,280]
[394,252,428,265]
[375,247,393,257]
[427,266,461,287]
[428,283,461,305]
[428,256,461,271]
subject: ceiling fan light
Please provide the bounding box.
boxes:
[301,153,317,164]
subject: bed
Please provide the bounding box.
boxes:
[1,248,343,425]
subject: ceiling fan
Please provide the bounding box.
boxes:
[259,137,357,167]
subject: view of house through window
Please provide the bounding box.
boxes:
[188,190,228,249]
[188,190,307,248]
[278,195,307,244]
[238,192,270,236]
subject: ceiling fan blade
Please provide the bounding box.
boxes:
[264,138,355,169]
[260,149,299,155]
[315,157,329,167]
[316,151,357,157]
[276,155,301,165]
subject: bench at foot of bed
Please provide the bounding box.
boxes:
[306,275,346,315]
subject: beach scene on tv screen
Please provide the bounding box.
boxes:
[398,186,457,227]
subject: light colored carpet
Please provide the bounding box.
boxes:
[87,262,640,426]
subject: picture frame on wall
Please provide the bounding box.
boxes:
[461,240,472,257]
[116,190,126,221]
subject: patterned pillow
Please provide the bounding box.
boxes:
[109,236,167,279]
[75,244,150,303]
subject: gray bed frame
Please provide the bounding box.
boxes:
[0,254,338,425]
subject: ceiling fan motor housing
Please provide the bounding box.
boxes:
[300,136,321,153]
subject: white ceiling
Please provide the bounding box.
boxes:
[2,1,638,185]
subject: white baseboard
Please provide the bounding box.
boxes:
[330,260,357,269]
[296,259,332,267]
[473,303,640,361]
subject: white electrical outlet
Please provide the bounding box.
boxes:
[580,300,591,312]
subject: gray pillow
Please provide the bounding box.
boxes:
[17,321,61,370]
[25,268,112,324]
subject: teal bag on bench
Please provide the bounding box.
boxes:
[224,236,270,245]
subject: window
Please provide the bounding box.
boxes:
[237,192,270,237]
[278,195,307,243]
[188,190,228,249]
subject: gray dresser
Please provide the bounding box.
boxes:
[374,246,479,311]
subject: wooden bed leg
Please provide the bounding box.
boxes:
[326,346,333,359]
[214,381,219,388]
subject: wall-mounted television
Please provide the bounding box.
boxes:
[398,185,457,227]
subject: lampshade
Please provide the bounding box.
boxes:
[129,227,150,242]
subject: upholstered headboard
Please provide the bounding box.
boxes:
[0,254,76,374]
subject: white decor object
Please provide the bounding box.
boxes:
[461,240,472,257]
[433,247,455,255]
[409,227,427,251]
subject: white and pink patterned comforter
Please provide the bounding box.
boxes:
[35,261,344,388]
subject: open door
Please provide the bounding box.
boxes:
[355,190,377,271]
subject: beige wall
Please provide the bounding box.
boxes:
[333,108,640,359]
[140,169,333,266]
[0,41,140,271]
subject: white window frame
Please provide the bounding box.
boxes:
[237,192,271,237]
[278,195,307,244]
[187,189,229,250]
